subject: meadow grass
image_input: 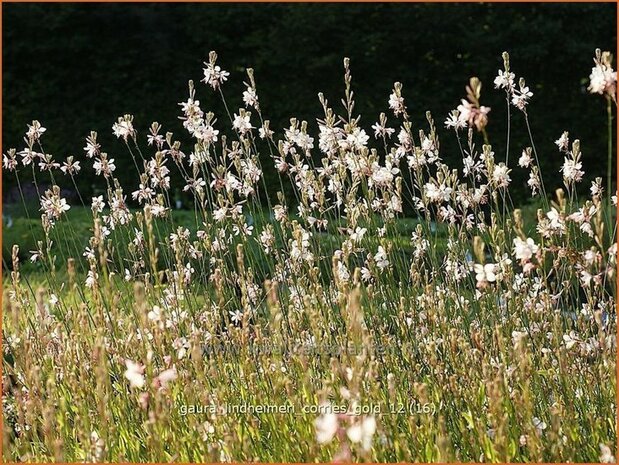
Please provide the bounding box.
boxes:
[2,51,617,462]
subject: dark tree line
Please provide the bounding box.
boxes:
[3,3,616,206]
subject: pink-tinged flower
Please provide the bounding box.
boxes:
[518,149,533,168]
[84,132,100,158]
[388,86,405,116]
[232,112,254,135]
[19,148,37,166]
[491,163,511,188]
[511,78,533,111]
[545,208,566,235]
[243,86,258,108]
[138,392,150,410]
[124,360,145,388]
[152,367,177,390]
[561,157,584,183]
[3,150,18,172]
[26,120,46,141]
[38,154,60,172]
[60,156,81,176]
[590,178,603,197]
[589,49,617,99]
[554,131,569,152]
[372,121,395,139]
[202,51,230,90]
[259,123,274,140]
[93,154,116,178]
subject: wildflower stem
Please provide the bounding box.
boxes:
[606,95,613,204]
[523,113,549,210]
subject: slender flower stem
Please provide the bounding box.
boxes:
[503,94,510,221]
[524,113,549,210]
[607,95,613,204]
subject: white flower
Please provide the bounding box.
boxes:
[561,158,584,183]
[372,122,395,139]
[195,125,219,144]
[494,70,515,90]
[337,262,350,282]
[243,87,258,108]
[273,205,287,222]
[511,83,533,110]
[60,157,81,175]
[588,50,616,98]
[374,246,390,271]
[388,90,405,116]
[342,127,369,151]
[350,227,367,243]
[93,155,116,178]
[84,133,100,158]
[513,237,539,262]
[563,331,580,349]
[512,330,527,346]
[444,110,467,130]
[3,150,18,171]
[532,417,547,435]
[518,149,533,168]
[554,132,569,152]
[259,124,274,139]
[26,120,46,140]
[202,63,230,90]
[83,247,95,261]
[491,163,511,188]
[40,190,71,221]
[371,166,395,187]
[85,270,98,288]
[232,113,254,135]
[148,305,163,323]
[314,409,338,444]
[547,208,565,233]
[599,444,616,463]
[590,178,603,197]
[474,263,497,284]
[229,310,243,324]
[527,170,541,196]
[346,416,376,451]
[112,115,135,140]
[91,196,105,214]
[424,182,452,203]
[259,228,275,253]
[124,360,145,388]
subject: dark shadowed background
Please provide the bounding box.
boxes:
[2,2,616,206]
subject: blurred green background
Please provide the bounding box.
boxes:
[2,3,617,206]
